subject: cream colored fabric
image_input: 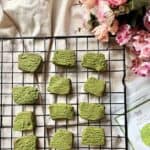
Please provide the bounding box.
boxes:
[0,0,51,36]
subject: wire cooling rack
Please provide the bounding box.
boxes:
[0,36,128,150]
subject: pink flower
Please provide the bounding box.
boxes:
[97,0,115,25]
[92,23,109,42]
[131,58,150,77]
[140,48,150,61]
[92,19,119,42]
[80,0,98,9]
[144,9,150,32]
[128,30,150,77]
[107,0,127,7]
[116,24,133,46]
[130,30,150,61]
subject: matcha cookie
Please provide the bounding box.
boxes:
[79,102,105,121]
[141,123,150,146]
[81,53,107,71]
[50,129,73,150]
[12,86,39,104]
[49,103,74,120]
[14,135,37,150]
[84,77,106,97]
[18,53,42,72]
[47,75,72,95]
[82,127,105,146]
[13,111,35,131]
[52,49,76,67]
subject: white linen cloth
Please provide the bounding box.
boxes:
[0,0,150,149]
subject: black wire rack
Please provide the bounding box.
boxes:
[0,36,128,150]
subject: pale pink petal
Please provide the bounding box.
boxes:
[116,24,133,46]
[92,24,109,42]
[139,48,150,61]
[97,0,115,25]
[130,30,150,61]
[132,62,150,77]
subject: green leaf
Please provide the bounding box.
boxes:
[128,0,149,11]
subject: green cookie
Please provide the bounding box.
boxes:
[141,123,150,146]
[50,129,73,150]
[14,135,37,150]
[52,49,76,67]
[82,127,105,146]
[84,77,106,97]
[13,111,35,131]
[79,102,105,121]
[49,103,74,120]
[18,53,42,72]
[81,53,107,71]
[47,75,72,95]
[12,86,39,104]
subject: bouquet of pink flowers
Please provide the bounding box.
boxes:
[80,0,150,77]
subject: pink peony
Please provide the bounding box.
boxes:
[116,24,133,46]
[131,58,150,77]
[144,9,150,32]
[107,0,127,7]
[92,20,119,42]
[139,48,150,61]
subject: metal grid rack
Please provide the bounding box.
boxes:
[0,36,128,150]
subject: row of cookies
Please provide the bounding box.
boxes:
[14,126,105,150]
[13,53,39,150]
[13,103,105,131]
[13,75,106,104]
[18,50,107,72]
[14,52,41,150]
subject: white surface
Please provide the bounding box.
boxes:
[116,98,150,150]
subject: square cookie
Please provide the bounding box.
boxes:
[12,86,39,104]
[47,75,72,95]
[52,49,76,67]
[81,53,107,71]
[13,111,35,131]
[79,102,105,120]
[84,77,106,97]
[50,129,73,150]
[49,103,74,120]
[141,123,150,146]
[14,135,37,150]
[82,127,105,146]
[18,53,42,72]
